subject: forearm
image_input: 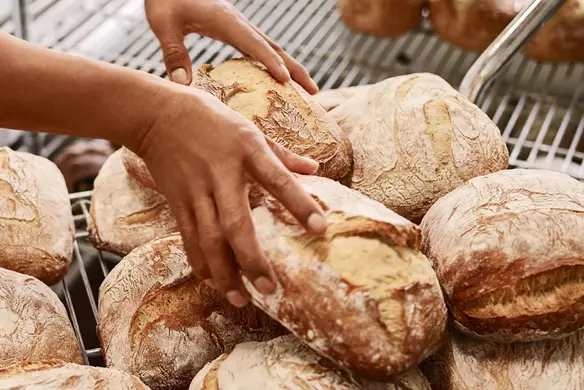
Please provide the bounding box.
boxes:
[0,33,169,149]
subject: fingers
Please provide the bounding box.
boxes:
[193,193,250,308]
[266,138,319,175]
[172,203,212,281]
[245,141,327,235]
[213,174,276,295]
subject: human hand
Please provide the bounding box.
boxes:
[133,84,327,308]
[144,0,319,94]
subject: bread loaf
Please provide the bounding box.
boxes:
[338,0,426,37]
[190,58,353,181]
[329,73,509,223]
[0,147,74,285]
[523,0,584,62]
[0,360,150,389]
[429,0,520,52]
[313,84,374,112]
[420,169,584,342]
[98,233,284,390]
[190,335,432,390]
[420,328,584,389]
[0,267,82,368]
[88,150,177,256]
[122,147,156,190]
[244,175,447,380]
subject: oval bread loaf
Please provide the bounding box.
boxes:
[313,84,374,112]
[89,150,177,256]
[0,360,150,389]
[420,328,584,390]
[122,147,157,190]
[0,147,74,285]
[338,0,425,37]
[98,234,284,390]
[190,335,432,390]
[420,169,584,342]
[329,73,509,223]
[429,0,520,52]
[523,0,584,62]
[0,268,83,368]
[245,175,447,380]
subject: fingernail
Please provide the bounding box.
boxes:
[253,276,276,295]
[302,156,319,173]
[279,64,291,81]
[204,279,216,289]
[170,68,188,85]
[307,212,327,234]
[226,290,249,308]
[310,79,320,93]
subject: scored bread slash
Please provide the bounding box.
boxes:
[243,175,447,381]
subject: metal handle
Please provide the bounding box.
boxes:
[459,0,566,103]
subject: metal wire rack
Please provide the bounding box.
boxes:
[5,0,584,367]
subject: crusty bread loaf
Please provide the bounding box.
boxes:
[420,169,584,342]
[420,328,584,390]
[0,268,82,368]
[244,175,447,380]
[88,150,177,256]
[329,73,509,223]
[190,58,353,181]
[0,147,74,285]
[313,84,374,112]
[429,0,520,52]
[122,147,156,190]
[523,0,584,62]
[0,360,150,389]
[98,234,284,390]
[190,335,432,390]
[338,0,426,37]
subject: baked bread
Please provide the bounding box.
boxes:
[122,147,156,190]
[0,268,82,368]
[523,0,584,62]
[0,360,150,389]
[190,58,353,181]
[420,328,584,389]
[313,84,374,112]
[338,0,426,37]
[329,73,509,223]
[98,234,283,390]
[0,147,74,285]
[88,150,177,256]
[420,169,584,342]
[244,175,447,380]
[429,0,520,52]
[190,335,432,390]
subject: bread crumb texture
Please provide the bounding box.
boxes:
[329,73,509,223]
[0,360,150,389]
[190,335,431,390]
[246,175,447,380]
[98,234,282,390]
[0,147,74,285]
[421,169,584,342]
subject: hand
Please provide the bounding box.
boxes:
[144,0,319,94]
[135,84,327,308]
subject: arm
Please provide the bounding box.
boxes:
[0,33,327,307]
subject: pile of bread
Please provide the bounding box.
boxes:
[0,58,583,390]
[338,0,584,62]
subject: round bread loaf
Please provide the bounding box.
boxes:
[0,147,74,285]
[329,73,509,223]
[523,0,584,62]
[88,150,177,256]
[0,360,150,389]
[190,335,432,390]
[429,0,520,52]
[338,0,426,37]
[98,234,284,390]
[0,268,82,368]
[420,169,584,342]
[313,84,374,112]
[122,147,156,190]
[245,175,447,380]
[420,328,584,389]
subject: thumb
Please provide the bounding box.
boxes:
[155,27,193,85]
[266,138,319,175]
